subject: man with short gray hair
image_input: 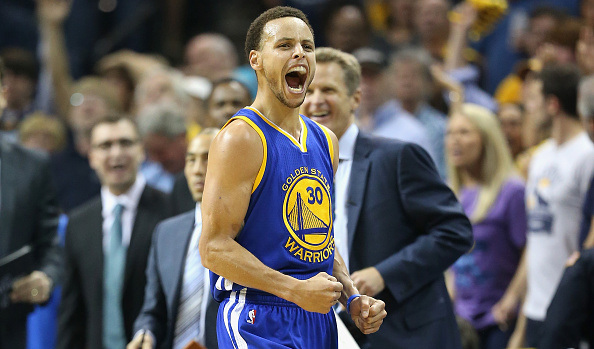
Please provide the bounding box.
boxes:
[137,102,187,193]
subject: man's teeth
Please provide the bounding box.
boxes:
[288,66,306,74]
[288,84,303,92]
[312,111,329,117]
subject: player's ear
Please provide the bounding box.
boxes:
[249,50,262,71]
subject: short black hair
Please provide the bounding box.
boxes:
[245,6,314,60]
[538,63,581,119]
[89,113,139,140]
[0,47,39,82]
[0,57,4,84]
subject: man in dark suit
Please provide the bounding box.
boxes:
[302,47,473,348]
[128,129,219,349]
[539,248,594,349]
[57,114,170,349]
[0,57,61,349]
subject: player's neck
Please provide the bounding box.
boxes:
[252,95,303,138]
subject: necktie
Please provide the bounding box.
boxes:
[103,203,127,349]
[173,222,205,349]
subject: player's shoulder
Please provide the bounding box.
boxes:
[215,117,264,151]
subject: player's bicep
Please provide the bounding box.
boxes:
[201,122,263,241]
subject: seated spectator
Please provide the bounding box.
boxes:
[446,103,527,349]
[19,112,66,154]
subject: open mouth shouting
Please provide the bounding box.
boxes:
[285,65,308,94]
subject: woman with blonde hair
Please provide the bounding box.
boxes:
[446,103,527,349]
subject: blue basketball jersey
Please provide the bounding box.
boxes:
[210,106,336,302]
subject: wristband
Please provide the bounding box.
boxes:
[346,294,361,314]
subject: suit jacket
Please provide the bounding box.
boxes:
[57,184,170,349]
[133,211,218,349]
[169,173,195,216]
[540,248,594,349]
[0,139,61,349]
[346,132,473,349]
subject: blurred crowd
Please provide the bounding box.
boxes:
[2,0,594,348]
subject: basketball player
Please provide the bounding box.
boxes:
[199,6,386,349]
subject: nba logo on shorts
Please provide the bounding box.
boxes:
[247,309,256,324]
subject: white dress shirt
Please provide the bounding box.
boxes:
[334,124,359,272]
[101,175,146,250]
[189,202,211,346]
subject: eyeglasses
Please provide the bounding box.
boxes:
[92,138,140,151]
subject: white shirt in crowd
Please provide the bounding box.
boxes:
[523,132,594,320]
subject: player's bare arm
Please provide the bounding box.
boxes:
[199,120,343,314]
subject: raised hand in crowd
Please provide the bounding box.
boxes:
[35,0,73,119]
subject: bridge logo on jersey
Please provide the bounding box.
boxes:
[282,172,334,263]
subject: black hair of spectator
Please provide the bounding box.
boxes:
[88,113,140,141]
[529,5,568,21]
[0,57,4,83]
[245,6,314,61]
[0,47,40,82]
[207,77,253,104]
[538,63,581,119]
[321,0,371,37]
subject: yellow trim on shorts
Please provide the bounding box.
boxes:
[246,106,308,152]
[222,116,268,193]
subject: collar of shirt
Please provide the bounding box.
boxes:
[338,123,359,162]
[189,202,202,250]
[194,202,202,226]
[101,174,146,217]
[101,175,146,249]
